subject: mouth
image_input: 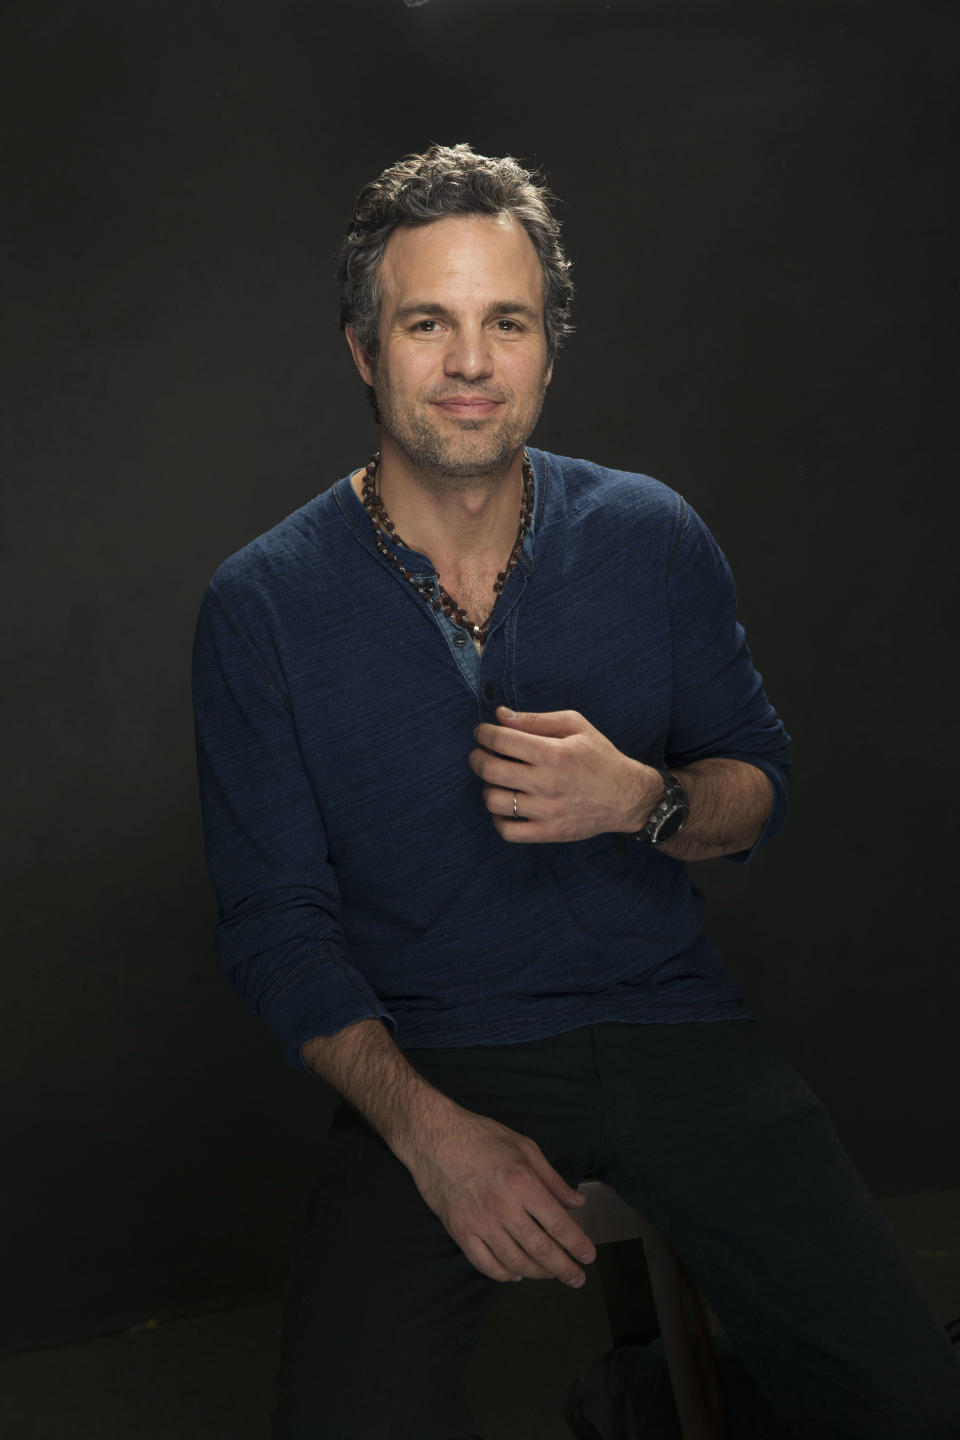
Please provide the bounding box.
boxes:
[431,399,503,418]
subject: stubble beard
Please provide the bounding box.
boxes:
[371,363,549,495]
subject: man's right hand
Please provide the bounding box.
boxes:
[301,1019,595,1286]
[400,1105,597,1287]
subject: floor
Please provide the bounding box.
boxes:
[2,1188,959,1440]
[0,1274,611,1440]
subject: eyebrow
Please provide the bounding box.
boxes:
[391,300,542,325]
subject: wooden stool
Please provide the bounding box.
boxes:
[577,1180,726,1440]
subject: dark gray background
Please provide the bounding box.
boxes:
[2,0,957,1356]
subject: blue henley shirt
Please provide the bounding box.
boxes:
[192,448,791,1070]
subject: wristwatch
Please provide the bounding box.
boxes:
[632,767,689,845]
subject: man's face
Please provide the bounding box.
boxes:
[348,213,553,485]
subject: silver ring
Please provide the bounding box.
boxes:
[513,792,519,819]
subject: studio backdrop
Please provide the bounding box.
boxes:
[1,0,957,1356]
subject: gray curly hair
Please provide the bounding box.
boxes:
[336,142,575,419]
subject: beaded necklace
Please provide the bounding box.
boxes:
[360,449,534,647]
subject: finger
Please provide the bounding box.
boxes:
[493,1145,595,1276]
[495,706,588,738]
[473,723,549,764]
[468,748,534,788]
[481,1229,556,1282]
[527,1202,596,1268]
[525,1149,592,1217]
[483,785,536,819]
[519,1177,597,1268]
[461,1234,525,1284]
[474,751,545,793]
[491,815,558,843]
[504,1216,588,1286]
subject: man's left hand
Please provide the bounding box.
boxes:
[468,707,659,843]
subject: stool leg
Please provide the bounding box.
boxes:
[595,1236,661,1347]
[637,1217,726,1440]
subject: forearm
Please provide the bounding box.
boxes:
[628,757,774,861]
[303,1022,593,1289]
[301,1018,460,1164]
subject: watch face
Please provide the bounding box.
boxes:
[653,806,687,843]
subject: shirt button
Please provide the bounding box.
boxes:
[483,682,496,700]
[452,632,468,648]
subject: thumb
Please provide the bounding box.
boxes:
[496,705,585,739]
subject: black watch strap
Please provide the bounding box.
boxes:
[632,767,689,845]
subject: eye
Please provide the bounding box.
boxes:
[496,318,520,331]
[414,319,440,332]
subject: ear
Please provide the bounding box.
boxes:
[345,326,375,387]
[544,359,554,387]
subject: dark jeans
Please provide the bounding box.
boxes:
[270,1019,960,1439]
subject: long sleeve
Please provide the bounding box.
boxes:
[192,584,396,1069]
[665,500,792,863]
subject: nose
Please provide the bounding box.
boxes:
[442,322,494,382]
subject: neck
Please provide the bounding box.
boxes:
[372,435,527,571]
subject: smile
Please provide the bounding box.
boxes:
[432,400,503,417]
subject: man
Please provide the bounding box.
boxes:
[192,143,960,1439]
